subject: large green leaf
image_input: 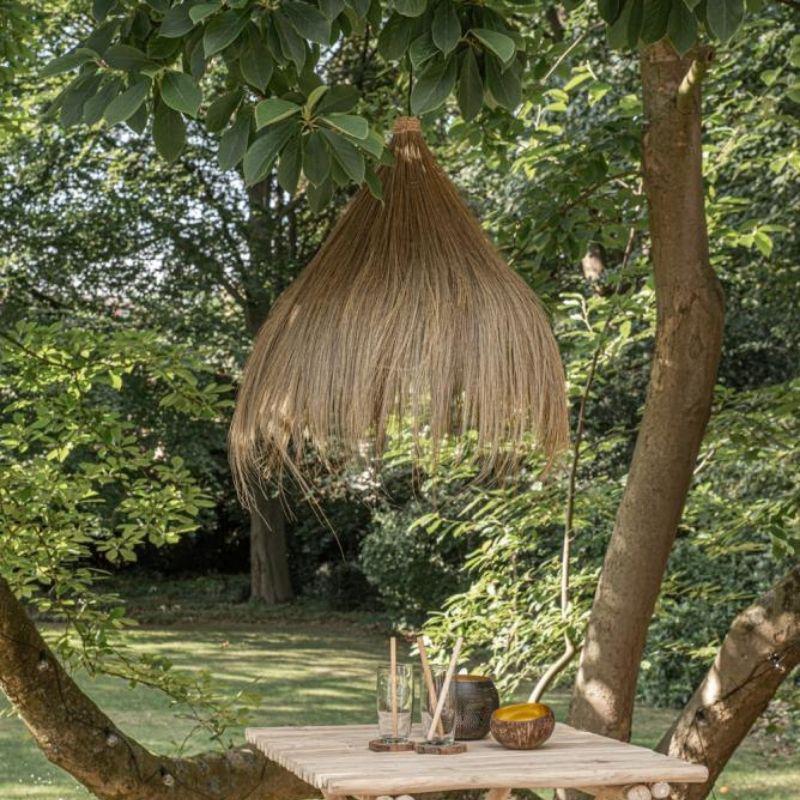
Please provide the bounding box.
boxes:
[432,1,461,56]
[470,28,515,64]
[83,76,124,124]
[206,90,241,132]
[377,13,416,60]
[706,0,744,42]
[319,0,346,19]
[457,47,483,121]
[255,97,302,129]
[316,85,360,113]
[607,0,644,49]
[320,113,369,140]
[394,0,427,17]
[189,2,221,23]
[218,109,251,170]
[42,48,97,77]
[161,71,202,117]
[104,44,154,71]
[59,74,103,127]
[640,0,671,43]
[204,10,248,56]
[409,33,439,70]
[240,28,274,91]
[667,0,697,54]
[273,11,307,71]
[303,130,332,185]
[410,55,457,114]
[243,120,298,185]
[159,2,196,37]
[277,136,303,195]
[322,129,365,183]
[307,177,333,212]
[485,56,521,110]
[282,1,332,44]
[598,0,622,22]
[104,78,150,125]
[153,100,186,162]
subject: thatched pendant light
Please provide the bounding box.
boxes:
[230,116,568,499]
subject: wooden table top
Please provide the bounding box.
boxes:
[245,723,709,794]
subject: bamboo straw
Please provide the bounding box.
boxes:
[390,636,398,738]
[426,637,463,741]
[416,636,443,736]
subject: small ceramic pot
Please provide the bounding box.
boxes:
[454,675,500,740]
[490,702,555,750]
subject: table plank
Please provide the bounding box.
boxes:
[245,723,708,794]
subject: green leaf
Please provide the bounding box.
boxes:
[204,10,248,56]
[282,1,332,44]
[457,47,483,121]
[320,113,369,139]
[83,76,124,124]
[42,48,98,77]
[189,2,221,23]
[104,78,150,125]
[153,100,186,162]
[159,2,196,37]
[598,0,622,22]
[322,129,365,183]
[394,0,427,17]
[218,108,251,170]
[352,128,385,157]
[409,33,439,70]
[470,28,515,64]
[93,0,117,22]
[667,0,697,54]
[640,0,670,42]
[307,177,333,212]
[255,97,302,129]
[59,74,102,127]
[410,55,457,114]
[147,36,183,59]
[316,84,360,113]
[485,56,520,110]
[364,165,383,200]
[377,13,416,60]
[319,0,346,18]
[126,102,148,133]
[607,0,644,49]
[277,136,303,194]
[161,71,202,117]
[706,0,743,42]
[303,130,332,185]
[243,120,297,185]
[432,1,461,55]
[273,11,307,71]
[305,85,329,113]
[103,44,154,71]
[206,90,241,132]
[240,29,274,91]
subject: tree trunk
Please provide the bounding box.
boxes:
[656,565,800,799]
[250,490,294,604]
[243,178,294,604]
[567,41,724,745]
[0,576,313,800]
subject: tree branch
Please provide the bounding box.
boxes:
[0,576,315,800]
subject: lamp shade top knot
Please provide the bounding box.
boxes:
[229,117,569,499]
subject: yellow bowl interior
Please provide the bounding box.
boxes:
[493,702,552,722]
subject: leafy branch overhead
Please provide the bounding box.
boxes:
[45,0,750,202]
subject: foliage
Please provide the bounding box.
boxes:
[0,321,257,743]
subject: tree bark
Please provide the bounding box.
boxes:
[567,41,724,745]
[0,576,313,800]
[250,489,294,604]
[656,565,800,800]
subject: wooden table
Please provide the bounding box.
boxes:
[246,723,708,800]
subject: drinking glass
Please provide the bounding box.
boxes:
[376,663,413,742]
[421,667,456,745]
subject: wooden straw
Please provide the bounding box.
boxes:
[416,636,443,736]
[390,636,398,737]
[426,637,463,741]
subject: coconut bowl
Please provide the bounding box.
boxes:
[490,702,555,750]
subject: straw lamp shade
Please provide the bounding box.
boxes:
[230,116,568,500]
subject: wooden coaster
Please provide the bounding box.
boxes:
[368,739,416,752]
[414,741,468,755]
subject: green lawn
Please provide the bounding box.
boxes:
[0,622,789,800]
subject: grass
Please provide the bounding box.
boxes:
[0,617,792,800]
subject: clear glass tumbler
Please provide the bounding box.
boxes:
[420,667,456,745]
[376,663,414,742]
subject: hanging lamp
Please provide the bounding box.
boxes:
[230,117,568,500]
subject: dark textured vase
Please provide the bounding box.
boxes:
[454,675,500,740]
